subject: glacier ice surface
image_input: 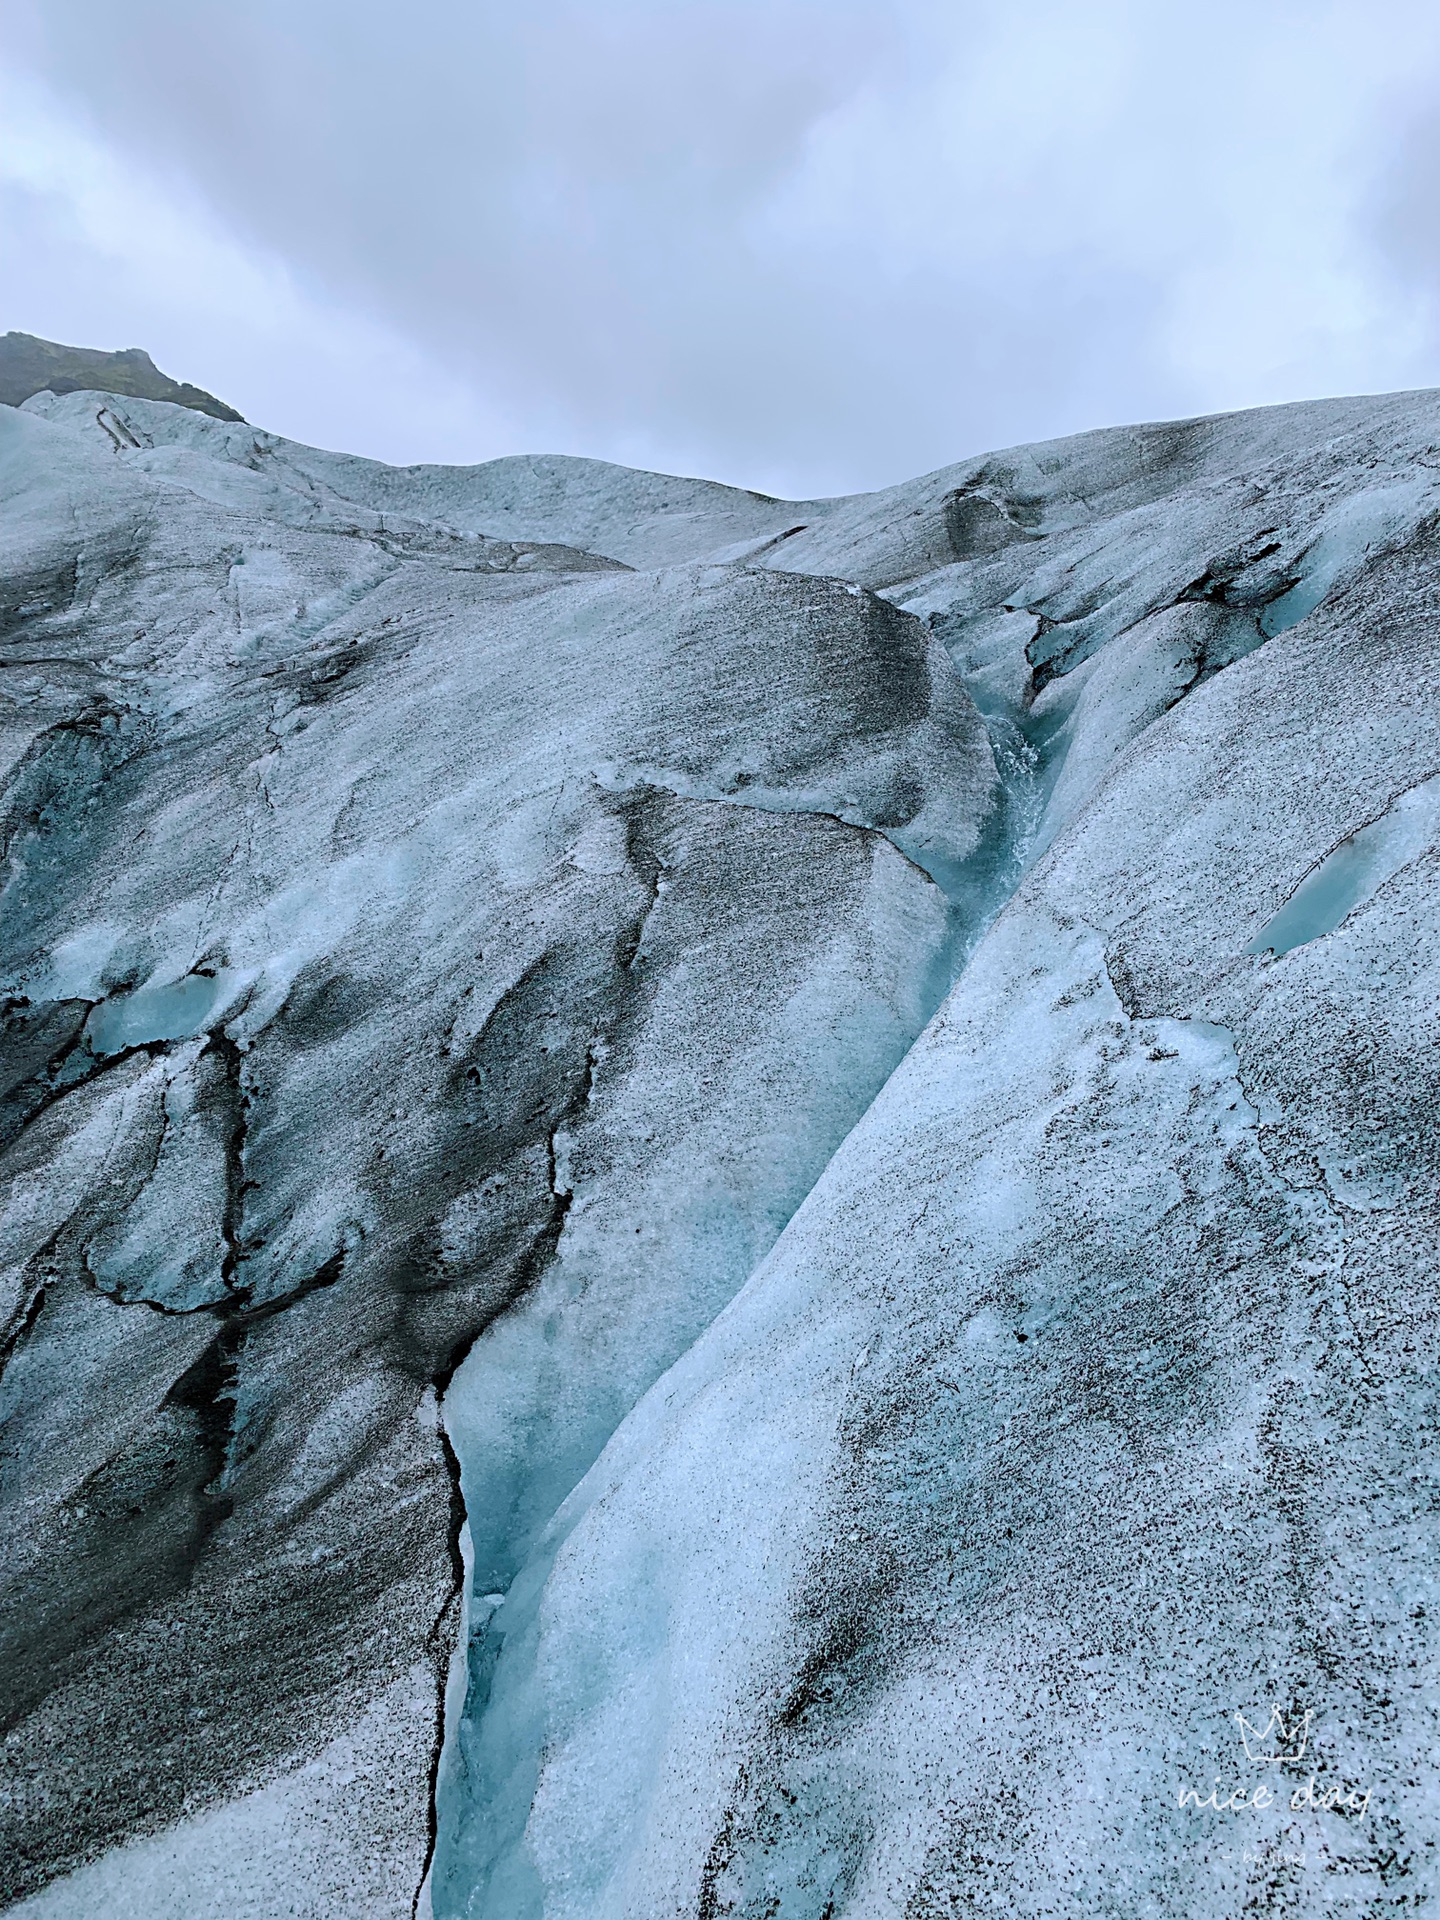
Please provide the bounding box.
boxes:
[4,381,1440,1918]
[1246,771,1440,955]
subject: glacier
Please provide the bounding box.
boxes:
[2,377,1440,1918]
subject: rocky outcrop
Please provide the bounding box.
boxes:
[0,334,243,423]
[4,380,1440,1918]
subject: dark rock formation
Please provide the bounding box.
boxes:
[0,334,243,423]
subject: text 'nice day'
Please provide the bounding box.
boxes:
[1177,1778,1372,1817]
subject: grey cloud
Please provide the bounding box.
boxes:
[4,0,1440,491]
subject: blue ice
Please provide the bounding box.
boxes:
[1247,774,1440,955]
[87,970,237,1055]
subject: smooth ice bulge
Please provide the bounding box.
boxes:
[1246,772,1440,955]
[85,970,240,1055]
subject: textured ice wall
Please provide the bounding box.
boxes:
[431,392,1440,1917]
[6,383,1440,1918]
[0,393,992,1915]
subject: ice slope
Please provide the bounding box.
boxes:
[5,381,1440,1918]
[0,394,990,1913]
[425,394,1440,1917]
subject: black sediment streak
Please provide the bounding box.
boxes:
[615,786,665,973]
[211,1029,252,1297]
[413,1413,469,1920]
[0,1275,48,1385]
[162,1329,239,1562]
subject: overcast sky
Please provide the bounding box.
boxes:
[5,1,1440,495]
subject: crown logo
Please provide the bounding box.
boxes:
[1234,1706,1313,1764]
